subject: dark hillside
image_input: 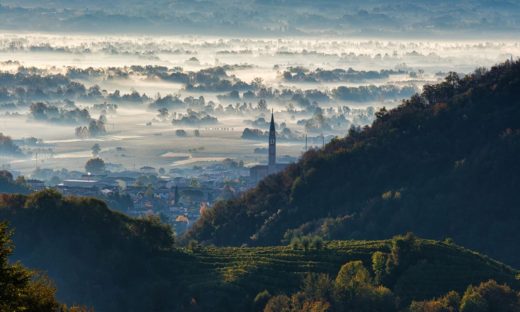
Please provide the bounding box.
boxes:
[0,190,184,311]
[186,60,520,267]
[1,191,518,311]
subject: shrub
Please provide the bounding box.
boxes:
[264,295,291,312]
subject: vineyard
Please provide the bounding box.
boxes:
[174,239,519,310]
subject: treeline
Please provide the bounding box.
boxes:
[30,102,91,125]
[185,60,520,267]
[283,66,407,82]
[0,170,30,193]
[0,133,24,156]
[0,66,416,113]
[258,233,520,311]
[261,275,520,312]
[0,71,151,105]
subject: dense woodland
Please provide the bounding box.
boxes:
[0,190,519,311]
[186,60,520,268]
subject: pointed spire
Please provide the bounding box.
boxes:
[268,110,276,167]
[269,109,275,132]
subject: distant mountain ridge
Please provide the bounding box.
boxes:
[185,60,520,267]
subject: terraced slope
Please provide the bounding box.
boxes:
[178,239,519,310]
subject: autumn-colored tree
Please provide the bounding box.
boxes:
[460,280,520,312]
[335,260,372,291]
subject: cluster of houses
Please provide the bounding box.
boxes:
[25,162,251,234]
[18,114,294,234]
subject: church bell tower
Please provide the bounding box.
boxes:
[268,111,276,172]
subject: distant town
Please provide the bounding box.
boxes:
[3,113,297,235]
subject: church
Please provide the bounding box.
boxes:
[249,112,289,183]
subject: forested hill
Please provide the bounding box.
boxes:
[185,60,520,267]
[1,191,519,311]
[0,190,182,311]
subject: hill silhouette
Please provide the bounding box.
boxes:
[186,60,520,267]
